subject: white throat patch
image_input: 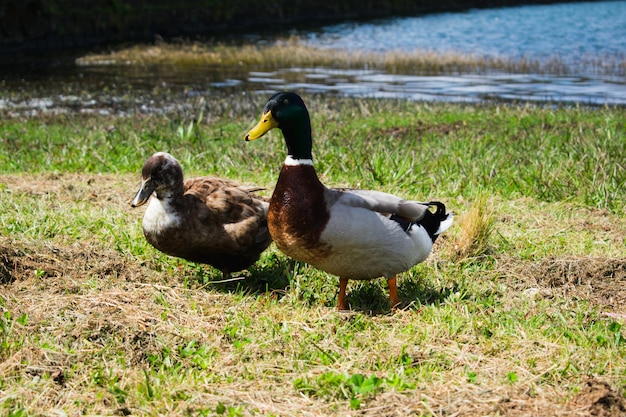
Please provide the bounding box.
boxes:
[143,196,182,232]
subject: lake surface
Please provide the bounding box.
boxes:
[303,1,626,65]
[264,0,626,105]
[2,0,625,114]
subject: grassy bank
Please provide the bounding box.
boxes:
[1,97,625,416]
[76,38,626,76]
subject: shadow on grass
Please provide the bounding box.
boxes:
[336,278,453,315]
[189,253,294,297]
[186,255,479,314]
[399,278,461,307]
[345,274,472,315]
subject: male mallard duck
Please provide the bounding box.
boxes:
[131,152,272,276]
[244,92,453,310]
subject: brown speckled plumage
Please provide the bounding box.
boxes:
[131,152,271,275]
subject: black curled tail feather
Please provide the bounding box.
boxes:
[390,201,450,242]
[428,201,447,220]
[422,201,449,242]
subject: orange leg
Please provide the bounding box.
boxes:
[387,276,401,309]
[337,277,349,311]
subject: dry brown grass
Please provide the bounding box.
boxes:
[1,175,626,416]
[453,195,496,261]
[498,255,626,313]
[2,235,625,416]
[75,37,623,75]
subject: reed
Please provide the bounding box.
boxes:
[76,37,626,76]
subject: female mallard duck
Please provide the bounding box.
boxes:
[244,92,453,310]
[131,152,272,276]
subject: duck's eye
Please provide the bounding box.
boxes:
[282,99,289,105]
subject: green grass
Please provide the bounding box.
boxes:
[0,96,625,416]
[1,98,624,213]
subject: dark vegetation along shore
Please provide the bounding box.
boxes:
[0,0,598,60]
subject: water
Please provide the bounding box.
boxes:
[282,0,626,105]
[304,1,626,65]
[2,1,625,115]
[244,68,625,105]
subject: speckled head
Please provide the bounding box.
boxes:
[131,152,184,207]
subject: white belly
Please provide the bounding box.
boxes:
[314,206,433,279]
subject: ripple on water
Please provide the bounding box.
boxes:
[254,68,626,105]
[2,66,625,118]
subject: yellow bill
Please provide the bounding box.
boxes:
[244,110,279,141]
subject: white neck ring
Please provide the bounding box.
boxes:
[285,155,313,166]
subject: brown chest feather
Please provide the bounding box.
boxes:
[268,165,332,258]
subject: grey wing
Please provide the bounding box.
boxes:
[329,188,430,221]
